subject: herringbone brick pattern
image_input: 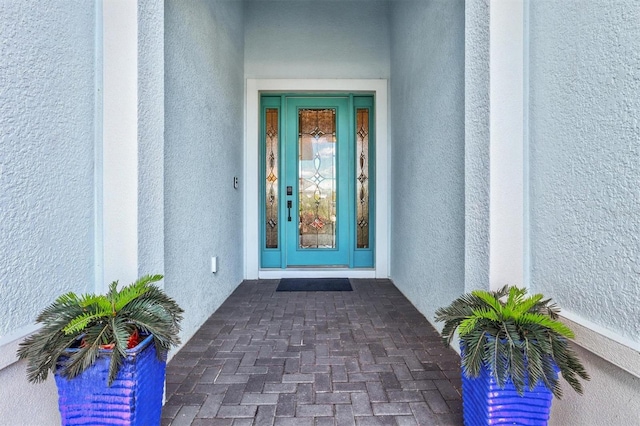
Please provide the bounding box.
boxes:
[161,279,463,425]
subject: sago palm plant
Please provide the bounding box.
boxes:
[17,274,183,385]
[435,285,589,398]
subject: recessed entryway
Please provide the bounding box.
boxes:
[245,80,389,280]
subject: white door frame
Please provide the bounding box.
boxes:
[244,79,389,279]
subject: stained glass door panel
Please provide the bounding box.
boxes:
[298,109,337,250]
[285,98,350,266]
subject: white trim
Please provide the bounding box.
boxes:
[489,0,525,290]
[244,79,389,279]
[561,310,640,379]
[94,0,104,293]
[522,0,531,290]
[102,0,139,290]
[259,269,376,279]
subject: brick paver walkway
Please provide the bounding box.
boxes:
[161,279,463,426]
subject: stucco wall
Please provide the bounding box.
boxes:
[464,0,490,293]
[529,0,640,422]
[165,0,245,344]
[0,0,95,338]
[389,0,466,328]
[244,0,390,79]
[138,0,166,277]
[0,1,95,423]
[529,0,640,353]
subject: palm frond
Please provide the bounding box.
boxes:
[460,330,487,378]
[511,293,543,315]
[505,286,526,310]
[35,293,84,324]
[457,318,478,337]
[62,311,107,335]
[471,290,503,314]
[517,313,575,339]
[439,319,460,347]
[76,293,112,311]
[532,298,560,319]
[541,355,561,398]
[112,275,162,311]
[106,316,130,385]
[59,324,108,380]
[490,285,511,299]
[550,337,590,395]
[509,339,526,393]
[491,337,509,389]
[522,334,544,395]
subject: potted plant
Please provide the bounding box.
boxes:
[17,274,183,426]
[435,285,589,426]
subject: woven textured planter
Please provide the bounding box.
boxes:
[54,335,166,426]
[461,363,554,426]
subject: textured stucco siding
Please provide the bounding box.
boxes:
[138,0,166,277]
[165,0,245,344]
[0,1,95,338]
[529,1,640,423]
[0,1,95,423]
[245,0,390,79]
[389,0,466,328]
[464,0,490,292]
[529,0,640,344]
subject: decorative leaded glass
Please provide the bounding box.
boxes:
[356,108,369,249]
[265,108,278,248]
[298,109,337,249]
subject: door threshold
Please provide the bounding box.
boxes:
[259,269,376,279]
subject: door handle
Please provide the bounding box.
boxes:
[287,200,292,222]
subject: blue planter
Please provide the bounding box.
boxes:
[54,335,166,426]
[461,363,554,426]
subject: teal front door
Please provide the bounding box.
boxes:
[260,94,374,268]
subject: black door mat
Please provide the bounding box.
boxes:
[276,278,352,292]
